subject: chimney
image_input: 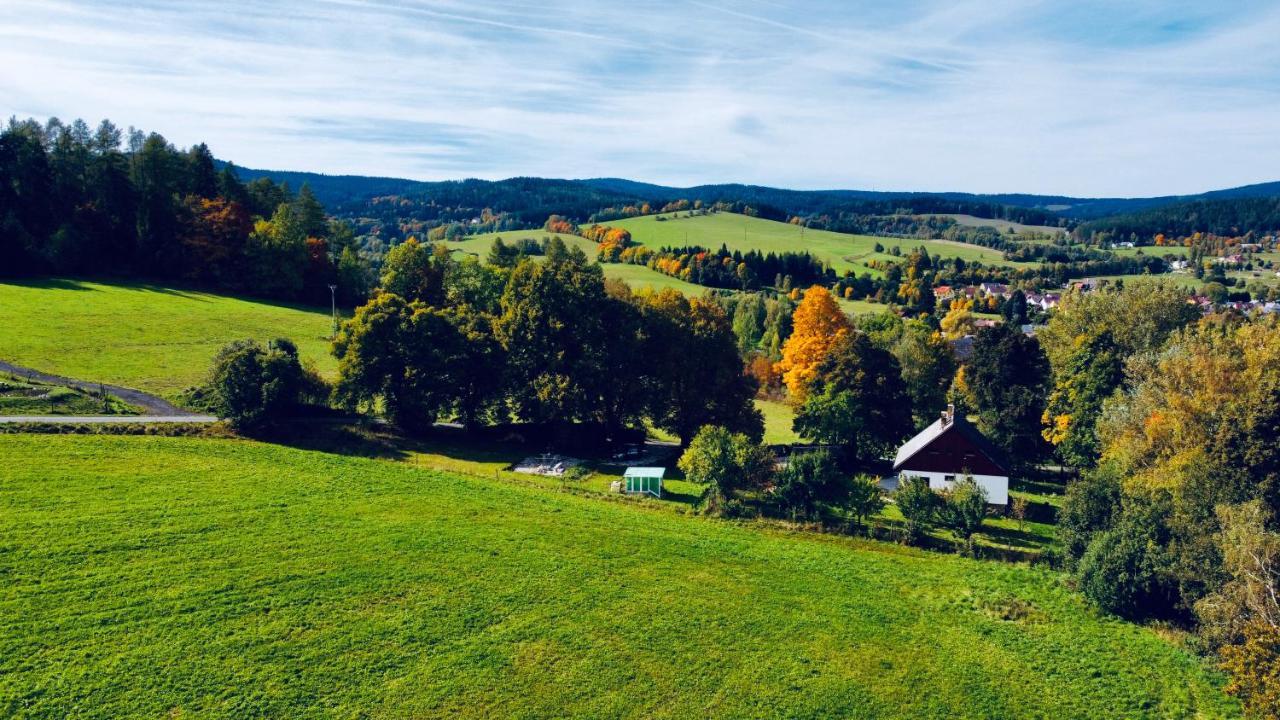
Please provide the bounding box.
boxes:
[941,404,954,425]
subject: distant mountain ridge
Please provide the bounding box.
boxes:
[221,161,1280,224]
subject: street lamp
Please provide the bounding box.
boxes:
[328,284,338,339]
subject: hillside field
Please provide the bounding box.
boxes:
[448,231,710,296]
[921,214,1068,237]
[0,279,336,399]
[0,434,1238,718]
[610,212,1021,273]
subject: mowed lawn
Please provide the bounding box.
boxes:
[610,212,1021,274]
[0,435,1238,718]
[0,279,336,399]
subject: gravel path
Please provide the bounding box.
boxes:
[0,359,217,422]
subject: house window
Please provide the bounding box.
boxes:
[944,474,956,482]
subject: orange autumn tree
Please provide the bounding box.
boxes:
[775,286,850,400]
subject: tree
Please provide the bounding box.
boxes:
[1089,319,1280,613]
[895,475,939,542]
[775,286,850,400]
[793,332,913,466]
[185,142,218,199]
[964,323,1050,470]
[1011,496,1029,533]
[892,320,956,429]
[1219,622,1280,719]
[205,338,307,429]
[1038,284,1197,468]
[773,449,847,520]
[938,475,988,539]
[1001,289,1029,325]
[245,202,309,299]
[130,132,182,274]
[335,245,371,305]
[1037,283,1198,373]
[1041,331,1124,468]
[332,293,464,429]
[848,474,886,530]
[293,183,328,239]
[640,290,763,445]
[677,425,774,515]
[380,237,450,306]
[939,298,976,340]
[178,196,250,284]
[494,241,615,427]
[731,293,766,352]
[1077,499,1176,620]
[1195,501,1280,650]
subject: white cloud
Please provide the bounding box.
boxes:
[2,0,1278,196]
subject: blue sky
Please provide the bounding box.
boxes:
[2,0,1278,196]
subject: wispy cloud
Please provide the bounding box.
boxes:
[1,0,1278,195]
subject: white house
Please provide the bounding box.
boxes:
[892,405,1010,505]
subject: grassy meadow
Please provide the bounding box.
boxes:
[921,214,1068,237]
[0,434,1239,718]
[449,230,711,296]
[610,212,1020,274]
[0,279,337,399]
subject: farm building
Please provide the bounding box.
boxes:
[892,405,1009,505]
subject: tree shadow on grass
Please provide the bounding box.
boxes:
[254,421,411,462]
[4,277,99,291]
[979,523,1049,551]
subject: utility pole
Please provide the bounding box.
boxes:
[328,284,338,339]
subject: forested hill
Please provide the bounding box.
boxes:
[1075,195,1280,243]
[226,162,1280,229]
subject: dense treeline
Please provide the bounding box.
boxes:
[330,237,762,447]
[1,116,372,304]
[1075,196,1280,245]
[613,244,832,291]
[803,205,1067,238]
[1030,286,1280,716]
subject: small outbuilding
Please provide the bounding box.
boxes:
[623,467,664,497]
[893,405,1009,505]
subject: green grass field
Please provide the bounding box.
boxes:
[1109,245,1191,258]
[755,397,801,445]
[0,279,337,399]
[921,214,1068,237]
[610,212,1021,274]
[448,231,711,296]
[0,434,1238,718]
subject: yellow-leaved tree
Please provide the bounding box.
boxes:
[939,298,976,340]
[775,286,850,401]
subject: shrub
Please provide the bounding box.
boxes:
[1058,468,1123,569]
[848,474,886,530]
[1219,621,1280,718]
[773,449,845,520]
[895,475,939,542]
[562,466,591,482]
[939,475,988,539]
[205,338,307,429]
[678,425,773,515]
[1077,501,1176,620]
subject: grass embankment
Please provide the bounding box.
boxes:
[0,279,336,399]
[0,374,137,415]
[0,434,1237,718]
[610,212,1021,274]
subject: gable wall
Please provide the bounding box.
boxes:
[897,426,1006,476]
